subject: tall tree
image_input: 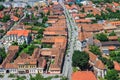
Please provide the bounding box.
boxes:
[72,51,89,70]
[0,5,4,11]
[96,33,108,41]
[105,70,119,80]
[89,45,101,56]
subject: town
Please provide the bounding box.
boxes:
[0,0,120,80]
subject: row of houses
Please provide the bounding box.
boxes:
[0,2,67,74]
[65,1,120,79]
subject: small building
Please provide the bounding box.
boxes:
[6,30,31,44]
[72,71,97,80]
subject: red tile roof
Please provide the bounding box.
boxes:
[7,30,30,37]
[72,71,97,80]
[11,15,19,21]
[114,61,120,71]
[95,60,105,70]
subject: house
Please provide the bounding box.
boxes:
[6,30,31,44]
[11,15,19,22]
[12,2,27,8]
[78,24,103,33]
[109,21,120,26]
[76,27,93,51]
[94,60,106,78]
[101,41,120,55]
[103,23,117,32]
[3,2,11,8]
[41,36,67,74]
[82,5,101,15]
[0,46,19,74]
[114,61,120,71]
[108,36,118,41]
[2,48,46,74]
[85,49,106,78]
[75,19,92,23]
[43,26,67,36]
[93,39,101,47]
[72,71,97,80]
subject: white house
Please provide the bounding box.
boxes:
[6,30,31,44]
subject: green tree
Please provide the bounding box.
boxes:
[106,60,114,69]
[61,77,68,80]
[109,31,116,36]
[0,29,4,33]
[16,76,26,80]
[30,73,51,80]
[96,33,108,41]
[2,15,10,22]
[42,16,48,23]
[27,5,31,8]
[0,5,4,11]
[105,69,119,80]
[110,51,120,63]
[72,51,89,70]
[118,37,120,42]
[0,48,6,63]
[12,42,18,45]
[47,11,50,15]
[89,45,101,56]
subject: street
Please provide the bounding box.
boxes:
[60,3,79,80]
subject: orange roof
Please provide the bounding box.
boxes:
[113,2,119,7]
[108,36,118,40]
[108,46,116,50]
[109,21,120,26]
[114,61,120,71]
[11,15,19,21]
[47,19,58,24]
[84,49,97,62]
[72,71,97,80]
[7,30,30,37]
[78,31,92,41]
[78,24,103,32]
[65,4,78,10]
[8,45,19,51]
[0,12,4,18]
[75,19,91,23]
[5,63,17,69]
[95,60,105,69]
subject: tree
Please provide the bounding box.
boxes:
[72,51,89,70]
[27,5,31,8]
[42,16,48,23]
[12,41,18,45]
[89,45,101,56]
[16,76,26,80]
[38,28,44,34]
[110,51,120,63]
[0,48,6,63]
[34,6,38,10]
[0,29,4,33]
[0,5,4,11]
[47,11,50,15]
[30,73,51,80]
[96,33,108,41]
[105,69,119,80]
[109,31,116,36]
[2,15,10,22]
[106,60,114,69]
[118,37,120,42]
[99,57,114,69]
[61,77,68,80]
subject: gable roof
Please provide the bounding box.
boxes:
[72,71,97,80]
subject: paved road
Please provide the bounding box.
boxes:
[60,3,79,80]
